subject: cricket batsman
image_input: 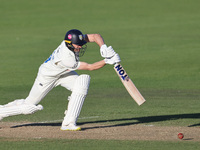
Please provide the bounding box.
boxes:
[0,29,120,131]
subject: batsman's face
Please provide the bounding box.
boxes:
[72,43,87,57]
[72,44,82,52]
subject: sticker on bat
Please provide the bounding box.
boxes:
[115,64,129,81]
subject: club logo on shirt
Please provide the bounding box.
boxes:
[72,62,79,69]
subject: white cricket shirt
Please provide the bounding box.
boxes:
[38,41,80,77]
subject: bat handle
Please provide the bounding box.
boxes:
[114,62,120,66]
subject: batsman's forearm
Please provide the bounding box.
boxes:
[78,60,106,71]
[86,34,105,47]
[89,60,106,70]
[94,34,105,47]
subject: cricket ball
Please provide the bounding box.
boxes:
[178,133,184,139]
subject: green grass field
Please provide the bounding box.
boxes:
[0,0,199,149]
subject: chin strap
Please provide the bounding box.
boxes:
[65,40,75,51]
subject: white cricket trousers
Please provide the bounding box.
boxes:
[25,71,79,105]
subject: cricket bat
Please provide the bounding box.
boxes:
[114,63,146,106]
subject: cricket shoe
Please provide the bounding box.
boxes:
[60,123,81,131]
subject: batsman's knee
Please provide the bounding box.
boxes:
[72,74,90,95]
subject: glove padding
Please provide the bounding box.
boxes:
[100,44,116,58]
[104,53,121,65]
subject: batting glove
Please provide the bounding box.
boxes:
[104,53,121,65]
[100,44,116,58]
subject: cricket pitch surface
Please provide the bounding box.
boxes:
[0,122,199,141]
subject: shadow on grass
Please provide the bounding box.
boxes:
[11,113,200,129]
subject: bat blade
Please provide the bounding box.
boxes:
[114,63,146,106]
